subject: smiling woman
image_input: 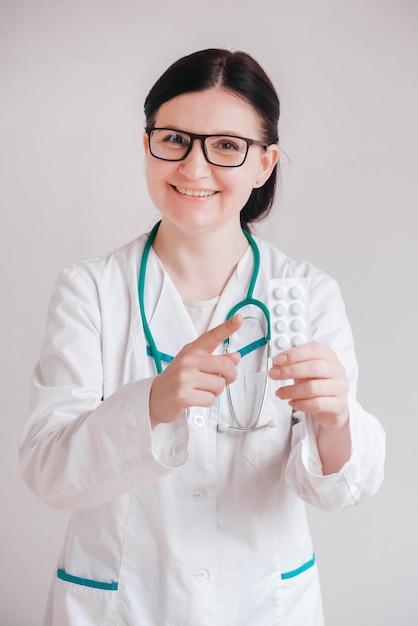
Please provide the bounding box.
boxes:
[144,49,280,231]
[143,88,278,241]
[19,48,385,626]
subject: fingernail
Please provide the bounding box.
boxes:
[274,354,288,365]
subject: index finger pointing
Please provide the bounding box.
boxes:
[195,315,243,354]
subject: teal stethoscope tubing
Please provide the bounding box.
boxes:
[138,220,272,431]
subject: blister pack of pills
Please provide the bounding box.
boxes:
[268,278,310,352]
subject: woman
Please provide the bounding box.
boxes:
[20,48,385,625]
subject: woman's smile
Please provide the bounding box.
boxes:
[172,185,218,198]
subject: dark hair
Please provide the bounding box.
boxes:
[144,49,280,231]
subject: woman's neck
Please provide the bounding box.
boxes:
[152,220,250,300]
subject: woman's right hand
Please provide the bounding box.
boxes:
[149,315,243,427]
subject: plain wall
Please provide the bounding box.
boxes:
[1,0,417,624]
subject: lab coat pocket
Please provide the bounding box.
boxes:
[51,570,118,625]
[281,562,324,626]
[239,372,292,470]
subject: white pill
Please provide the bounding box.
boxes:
[290,302,303,316]
[275,320,287,333]
[289,286,302,299]
[273,287,286,300]
[274,303,287,317]
[290,319,303,332]
[276,336,289,349]
[291,335,304,346]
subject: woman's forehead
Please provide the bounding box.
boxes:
[154,88,264,136]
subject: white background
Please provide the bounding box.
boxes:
[1,0,417,624]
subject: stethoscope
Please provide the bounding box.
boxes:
[138,221,276,432]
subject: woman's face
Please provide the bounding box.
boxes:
[143,88,279,235]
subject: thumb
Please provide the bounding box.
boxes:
[225,351,241,366]
[195,314,243,354]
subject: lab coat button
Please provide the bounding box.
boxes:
[194,568,210,582]
[193,414,206,427]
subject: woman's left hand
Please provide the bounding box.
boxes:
[268,342,349,429]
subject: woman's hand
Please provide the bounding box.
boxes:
[269,342,351,474]
[149,315,242,427]
[268,342,349,429]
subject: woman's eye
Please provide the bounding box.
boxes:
[215,139,239,151]
[163,133,188,146]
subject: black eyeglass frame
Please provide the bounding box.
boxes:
[145,127,268,168]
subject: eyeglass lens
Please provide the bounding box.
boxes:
[149,129,249,166]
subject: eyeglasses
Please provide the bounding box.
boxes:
[145,127,268,168]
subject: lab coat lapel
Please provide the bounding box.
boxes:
[138,240,254,363]
[145,248,198,362]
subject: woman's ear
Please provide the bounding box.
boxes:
[256,144,280,187]
[143,132,150,153]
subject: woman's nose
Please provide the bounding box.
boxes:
[179,140,212,179]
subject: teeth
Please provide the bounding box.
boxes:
[175,187,215,197]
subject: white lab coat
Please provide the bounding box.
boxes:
[20,232,385,626]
